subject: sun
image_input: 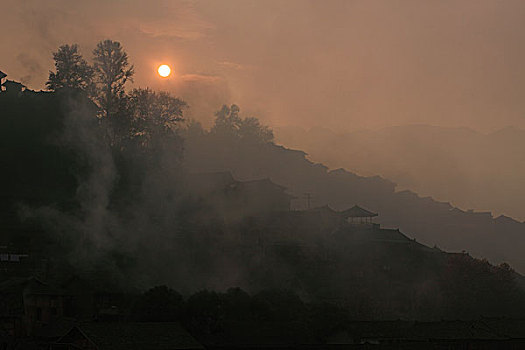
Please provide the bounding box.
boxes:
[158,64,171,78]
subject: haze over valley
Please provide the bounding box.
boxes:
[2,1,525,348]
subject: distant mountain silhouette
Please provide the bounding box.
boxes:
[275,125,525,221]
[185,130,525,273]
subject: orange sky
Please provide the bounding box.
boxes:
[3,0,525,132]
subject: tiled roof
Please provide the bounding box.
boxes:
[341,205,378,218]
[59,322,204,350]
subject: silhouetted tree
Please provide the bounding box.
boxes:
[127,88,186,146]
[92,39,134,119]
[238,116,274,143]
[46,44,94,93]
[182,118,205,139]
[211,104,241,138]
[222,287,252,321]
[440,254,525,318]
[133,285,184,322]
[185,290,224,336]
[251,289,308,338]
[210,104,273,143]
[307,302,349,342]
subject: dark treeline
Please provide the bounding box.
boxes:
[2,39,525,335]
[1,40,189,292]
[45,41,186,150]
[132,286,348,345]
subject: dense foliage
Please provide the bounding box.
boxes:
[132,286,349,345]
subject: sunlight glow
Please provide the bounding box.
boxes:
[158,64,171,78]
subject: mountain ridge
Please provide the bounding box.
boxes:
[184,132,525,272]
[274,124,525,220]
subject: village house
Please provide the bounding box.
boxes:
[2,80,25,95]
[0,70,29,96]
[341,205,379,226]
[61,275,130,322]
[0,245,31,277]
[0,70,6,90]
[0,277,65,337]
[186,171,295,218]
[52,322,204,350]
[233,178,296,212]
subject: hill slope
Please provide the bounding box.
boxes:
[184,132,525,273]
[275,125,525,221]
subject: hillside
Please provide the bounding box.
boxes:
[2,92,525,321]
[184,129,525,273]
[275,125,525,221]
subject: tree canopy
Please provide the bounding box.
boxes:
[92,39,134,119]
[127,88,187,145]
[210,104,274,143]
[46,44,94,93]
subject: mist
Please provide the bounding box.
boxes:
[4,0,525,130]
[4,0,525,220]
[3,1,525,348]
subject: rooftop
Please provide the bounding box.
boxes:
[341,205,378,218]
[58,322,204,350]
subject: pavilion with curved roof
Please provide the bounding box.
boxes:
[340,205,378,224]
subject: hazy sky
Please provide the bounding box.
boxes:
[3,0,525,131]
